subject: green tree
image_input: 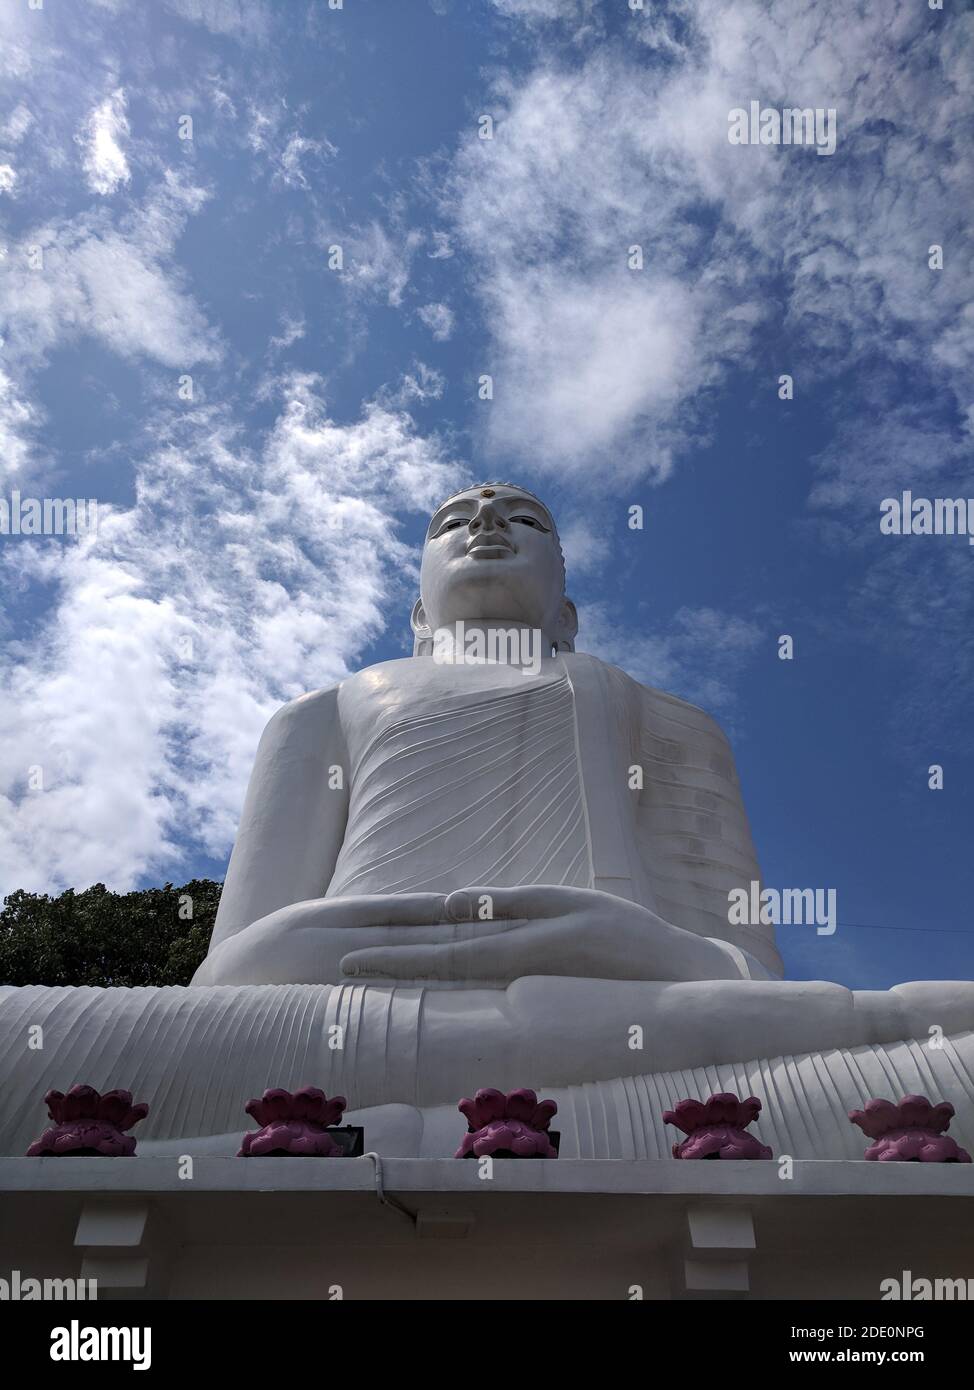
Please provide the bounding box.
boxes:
[0,879,221,987]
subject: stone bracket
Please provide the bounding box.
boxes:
[74,1198,170,1299]
[680,1203,756,1296]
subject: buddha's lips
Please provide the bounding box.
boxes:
[466,536,514,557]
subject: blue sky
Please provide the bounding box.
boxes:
[0,0,971,990]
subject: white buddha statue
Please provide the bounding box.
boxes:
[195,481,782,991]
[1,483,971,1160]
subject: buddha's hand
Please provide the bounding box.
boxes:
[338,885,752,986]
[193,893,453,986]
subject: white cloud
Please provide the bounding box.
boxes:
[809,409,968,515]
[379,361,447,407]
[0,4,32,81]
[268,314,305,355]
[558,517,610,579]
[427,230,454,259]
[78,89,131,196]
[247,105,277,155]
[244,107,337,193]
[163,0,271,39]
[444,55,759,478]
[633,3,696,61]
[0,379,465,894]
[417,301,454,341]
[279,133,337,190]
[0,165,15,195]
[0,368,37,482]
[0,174,219,370]
[206,77,238,121]
[480,266,716,481]
[0,104,33,145]
[446,2,974,482]
[339,221,423,308]
[489,0,595,22]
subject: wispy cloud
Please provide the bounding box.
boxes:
[426,230,454,260]
[331,220,424,308]
[0,103,33,146]
[268,314,306,355]
[443,53,765,479]
[279,132,337,190]
[378,361,447,407]
[489,0,597,26]
[417,301,454,341]
[163,0,272,41]
[0,173,220,373]
[446,1,973,483]
[77,88,131,196]
[0,370,37,482]
[558,517,610,578]
[579,601,764,714]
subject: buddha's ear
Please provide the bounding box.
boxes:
[554,598,578,653]
[411,599,434,656]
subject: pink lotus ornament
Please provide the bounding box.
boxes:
[237,1087,352,1156]
[848,1094,972,1162]
[27,1085,149,1156]
[455,1087,559,1159]
[663,1091,773,1160]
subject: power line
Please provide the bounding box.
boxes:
[834,921,973,936]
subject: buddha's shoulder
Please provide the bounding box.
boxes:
[255,683,341,746]
[567,652,732,749]
[263,658,421,730]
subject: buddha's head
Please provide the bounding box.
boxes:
[412,483,578,655]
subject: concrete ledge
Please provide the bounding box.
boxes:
[2,1157,972,1299]
[2,1155,973,1197]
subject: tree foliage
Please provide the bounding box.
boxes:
[0,880,221,987]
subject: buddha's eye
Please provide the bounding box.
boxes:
[440,517,469,532]
[511,515,549,532]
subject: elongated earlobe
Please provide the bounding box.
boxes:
[555,598,578,653]
[411,599,434,656]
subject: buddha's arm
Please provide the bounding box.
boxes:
[632,680,784,980]
[206,686,350,956]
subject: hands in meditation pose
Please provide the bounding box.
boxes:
[195,885,755,989]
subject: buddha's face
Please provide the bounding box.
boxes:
[417,485,570,638]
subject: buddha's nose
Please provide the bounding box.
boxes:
[469,503,507,534]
